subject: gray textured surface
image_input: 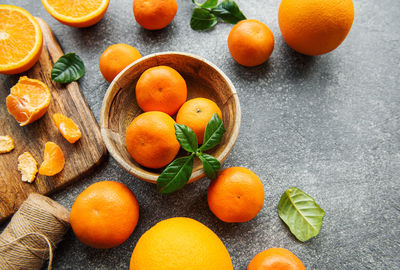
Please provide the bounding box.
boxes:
[1,0,400,269]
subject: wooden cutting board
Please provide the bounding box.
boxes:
[0,18,107,222]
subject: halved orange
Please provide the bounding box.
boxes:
[39,142,65,176]
[53,113,82,143]
[0,5,43,74]
[41,0,110,28]
[6,76,51,126]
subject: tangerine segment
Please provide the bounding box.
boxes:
[41,0,110,28]
[6,76,51,126]
[176,98,222,144]
[0,135,15,154]
[247,248,306,270]
[39,142,65,176]
[136,66,187,116]
[53,113,82,143]
[18,152,38,183]
[0,5,43,74]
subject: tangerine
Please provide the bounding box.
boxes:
[133,0,177,30]
[38,141,65,176]
[53,113,82,143]
[247,248,306,270]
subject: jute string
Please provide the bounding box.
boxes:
[0,194,70,270]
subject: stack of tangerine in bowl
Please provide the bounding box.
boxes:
[100,52,241,183]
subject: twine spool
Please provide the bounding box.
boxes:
[0,193,70,270]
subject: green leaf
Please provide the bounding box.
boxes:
[190,8,218,30]
[192,0,218,8]
[157,155,194,194]
[51,53,85,83]
[198,153,221,180]
[278,187,325,242]
[211,0,246,24]
[174,123,198,153]
[199,113,226,151]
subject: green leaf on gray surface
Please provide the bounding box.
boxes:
[198,153,221,180]
[199,113,226,151]
[278,187,325,242]
[51,53,85,83]
[190,8,218,30]
[211,0,246,24]
[174,123,198,153]
[157,155,194,194]
[192,0,218,8]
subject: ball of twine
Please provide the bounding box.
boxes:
[0,193,70,270]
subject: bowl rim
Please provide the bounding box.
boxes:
[100,51,241,183]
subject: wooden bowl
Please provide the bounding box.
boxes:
[100,52,241,183]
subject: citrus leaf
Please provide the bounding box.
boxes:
[51,53,85,83]
[198,153,220,180]
[157,155,194,194]
[278,187,325,242]
[174,123,198,153]
[192,0,218,8]
[211,0,246,24]
[190,8,218,30]
[199,113,225,151]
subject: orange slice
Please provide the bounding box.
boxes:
[6,76,51,126]
[39,142,65,176]
[18,152,38,183]
[0,5,43,74]
[0,135,15,154]
[41,0,110,28]
[53,113,82,143]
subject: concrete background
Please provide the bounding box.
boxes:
[1,0,400,269]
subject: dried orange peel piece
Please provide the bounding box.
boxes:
[53,113,82,143]
[18,152,38,183]
[0,5,43,74]
[41,0,110,28]
[6,76,51,126]
[39,142,65,176]
[0,135,15,154]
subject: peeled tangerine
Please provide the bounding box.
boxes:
[53,113,82,143]
[39,142,65,176]
[6,76,51,126]
[18,152,38,183]
[130,217,233,270]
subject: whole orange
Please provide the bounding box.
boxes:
[278,0,354,55]
[125,111,180,169]
[207,167,264,223]
[247,248,306,270]
[228,19,274,67]
[135,66,187,116]
[130,217,233,270]
[70,181,139,249]
[99,44,141,83]
[133,0,177,30]
[176,98,222,144]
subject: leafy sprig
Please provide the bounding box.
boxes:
[190,0,246,31]
[51,53,85,83]
[157,113,225,194]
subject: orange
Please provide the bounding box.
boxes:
[41,0,110,28]
[53,113,82,143]
[207,167,264,223]
[248,248,306,270]
[18,152,38,183]
[133,0,177,30]
[135,66,187,116]
[130,217,233,270]
[70,181,139,249]
[126,111,180,169]
[278,0,354,55]
[39,142,65,176]
[99,44,142,83]
[6,76,51,126]
[176,98,222,144]
[0,5,43,74]
[228,19,274,67]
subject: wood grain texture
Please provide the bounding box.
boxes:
[101,52,241,183]
[0,18,106,222]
